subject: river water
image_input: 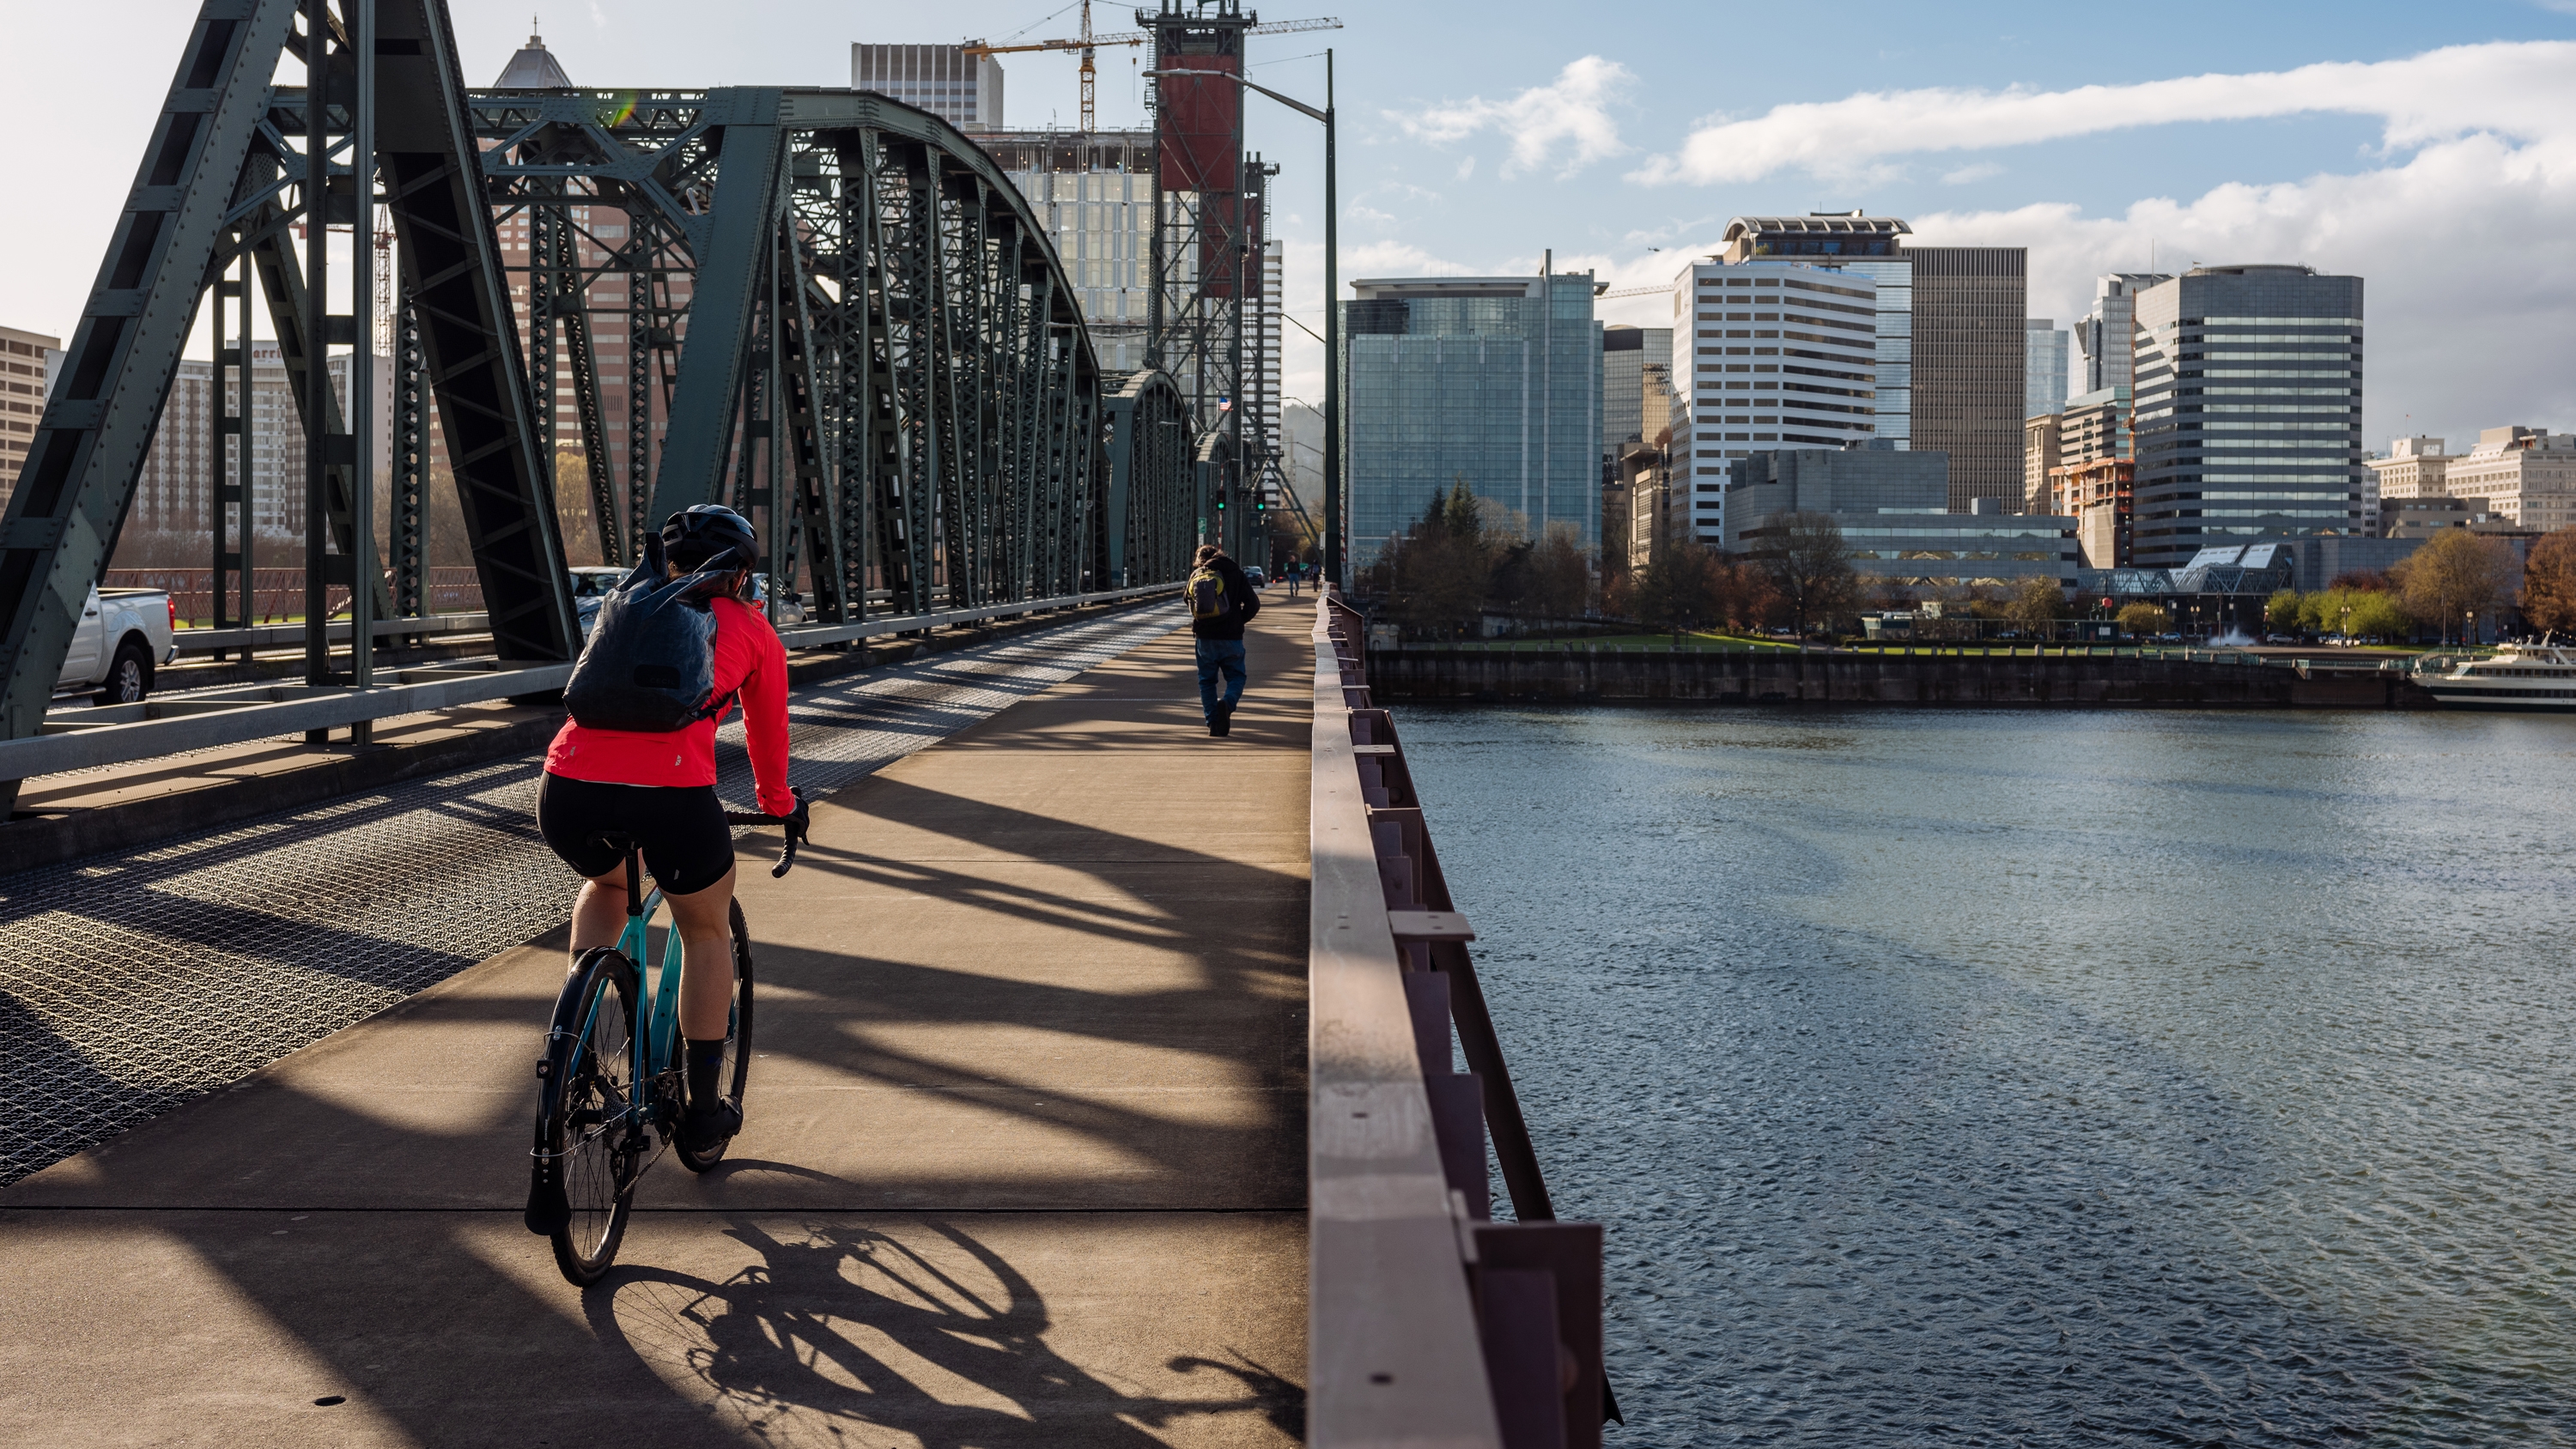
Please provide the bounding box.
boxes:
[1400,706,2576,1447]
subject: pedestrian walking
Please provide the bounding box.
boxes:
[1285,560,1302,600]
[1182,543,1261,737]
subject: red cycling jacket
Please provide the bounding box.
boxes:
[544,595,796,815]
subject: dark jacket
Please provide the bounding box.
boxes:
[1191,555,1262,640]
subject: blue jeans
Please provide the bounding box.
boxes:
[1195,637,1249,720]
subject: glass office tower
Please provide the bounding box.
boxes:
[2130,265,2365,569]
[1340,272,1602,567]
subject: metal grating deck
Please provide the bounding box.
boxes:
[0,610,1176,1185]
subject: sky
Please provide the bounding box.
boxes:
[7,0,2575,451]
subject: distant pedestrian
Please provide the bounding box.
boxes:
[1183,543,1261,737]
[1285,561,1302,600]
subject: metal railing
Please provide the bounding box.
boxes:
[2,584,1182,783]
[1309,592,1614,1449]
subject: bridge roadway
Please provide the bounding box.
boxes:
[0,599,1312,1446]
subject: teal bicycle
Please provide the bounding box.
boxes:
[524,792,805,1286]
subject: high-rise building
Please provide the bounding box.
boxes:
[1340,272,1602,564]
[2024,413,2060,514]
[1909,246,2026,512]
[2076,274,2172,394]
[1255,238,1285,488]
[987,131,1158,373]
[124,344,376,539]
[1600,324,1674,464]
[2026,318,2069,418]
[2436,427,2576,532]
[851,43,1005,130]
[1717,215,2026,512]
[0,324,59,512]
[1719,215,1911,449]
[2042,387,2136,567]
[2131,265,2364,569]
[1668,258,1879,547]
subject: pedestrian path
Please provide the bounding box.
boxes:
[0,598,1314,1447]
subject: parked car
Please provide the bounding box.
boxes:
[55,583,179,706]
[572,565,806,636]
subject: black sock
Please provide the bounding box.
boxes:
[685,1038,726,1108]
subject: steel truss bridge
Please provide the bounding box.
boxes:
[0,0,1202,814]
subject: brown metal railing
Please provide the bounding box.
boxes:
[1309,591,1614,1449]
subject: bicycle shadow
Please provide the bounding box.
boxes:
[586,1212,1304,1446]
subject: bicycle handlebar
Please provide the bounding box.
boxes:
[723,786,810,878]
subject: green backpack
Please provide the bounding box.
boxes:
[1185,566,1231,621]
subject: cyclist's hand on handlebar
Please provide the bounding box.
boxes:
[770,786,809,878]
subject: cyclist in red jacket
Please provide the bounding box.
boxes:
[536,505,799,1154]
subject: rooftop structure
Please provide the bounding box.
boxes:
[491,26,574,88]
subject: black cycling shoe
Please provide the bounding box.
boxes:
[682,1098,743,1156]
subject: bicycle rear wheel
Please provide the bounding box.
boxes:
[538,948,641,1284]
[676,900,756,1173]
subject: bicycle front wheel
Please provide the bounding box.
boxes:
[540,948,641,1284]
[676,900,757,1173]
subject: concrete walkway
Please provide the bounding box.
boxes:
[0,599,1312,1447]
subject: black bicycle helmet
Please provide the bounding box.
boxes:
[661,504,757,573]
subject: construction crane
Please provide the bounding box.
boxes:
[965,8,1340,133]
[1601,284,1668,300]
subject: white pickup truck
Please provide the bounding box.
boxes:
[55,584,179,706]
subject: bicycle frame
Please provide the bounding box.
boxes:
[557,852,690,1146]
[618,878,690,1094]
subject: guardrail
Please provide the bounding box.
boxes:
[173,613,494,653]
[1309,592,1615,1449]
[4,584,1183,784]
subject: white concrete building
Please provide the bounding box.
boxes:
[2440,427,2576,531]
[1669,258,1879,545]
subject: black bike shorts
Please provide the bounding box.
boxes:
[537,773,736,896]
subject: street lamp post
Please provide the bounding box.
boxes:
[1144,52,1338,589]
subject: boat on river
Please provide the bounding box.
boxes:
[2419,641,2576,710]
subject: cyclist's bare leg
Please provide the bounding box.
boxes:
[569,870,632,961]
[665,864,740,1041]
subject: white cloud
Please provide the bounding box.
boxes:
[1388,57,1633,179]
[1629,41,2576,185]
[1942,161,2004,185]
[1349,204,1399,226]
[1456,156,1476,180]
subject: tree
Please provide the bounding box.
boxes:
[2004,575,2067,634]
[1633,546,1725,640]
[1364,478,1501,639]
[2264,588,2303,635]
[2347,590,2411,642]
[2116,601,2169,637]
[2520,527,2576,637]
[1521,519,1591,623]
[1752,510,1857,640]
[2391,530,2512,643]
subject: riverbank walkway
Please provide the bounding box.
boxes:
[0,602,1315,1447]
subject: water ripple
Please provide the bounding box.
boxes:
[1406,706,2576,1447]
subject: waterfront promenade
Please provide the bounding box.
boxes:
[0,606,1315,1446]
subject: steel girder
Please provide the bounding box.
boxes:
[467,88,1189,615]
[0,0,576,812]
[3,45,1204,807]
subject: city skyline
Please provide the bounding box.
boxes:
[3,2,2568,455]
